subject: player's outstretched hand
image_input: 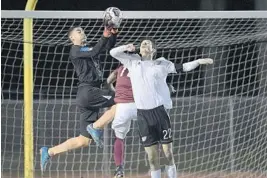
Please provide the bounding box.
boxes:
[125,44,135,52]
[168,84,177,94]
[103,27,112,37]
[105,26,119,35]
[197,58,214,65]
[110,28,119,34]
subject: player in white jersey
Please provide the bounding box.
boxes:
[109,39,213,178]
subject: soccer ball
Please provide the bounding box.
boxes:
[103,7,123,29]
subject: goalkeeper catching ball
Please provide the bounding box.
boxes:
[39,7,122,172]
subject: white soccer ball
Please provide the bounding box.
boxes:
[103,7,123,29]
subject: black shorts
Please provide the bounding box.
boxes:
[76,85,115,138]
[137,105,173,147]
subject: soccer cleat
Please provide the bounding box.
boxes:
[40,147,50,172]
[114,165,124,178]
[86,124,104,148]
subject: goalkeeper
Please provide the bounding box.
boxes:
[108,40,213,178]
[39,25,119,171]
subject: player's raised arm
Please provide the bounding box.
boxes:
[110,44,140,68]
[105,29,118,51]
[69,27,113,59]
[87,27,113,56]
[182,58,214,72]
[157,57,213,74]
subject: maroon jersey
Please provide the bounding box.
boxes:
[114,65,134,103]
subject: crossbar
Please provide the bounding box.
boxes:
[2,10,267,19]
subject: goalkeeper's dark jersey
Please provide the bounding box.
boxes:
[69,34,117,87]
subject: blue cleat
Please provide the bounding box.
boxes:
[86,124,104,148]
[40,147,50,172]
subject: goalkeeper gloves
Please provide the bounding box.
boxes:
[103,27,119,38]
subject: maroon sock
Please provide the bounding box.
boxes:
[114,137,124,167]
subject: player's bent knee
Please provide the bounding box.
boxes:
[77,135,91,147]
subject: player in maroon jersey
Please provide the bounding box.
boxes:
[109,65,137,178]
[88,65,137,178]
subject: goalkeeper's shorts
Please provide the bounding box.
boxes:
[137,105,173,147]
[76,85,115,138]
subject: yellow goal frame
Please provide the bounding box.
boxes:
[24,0,37,178]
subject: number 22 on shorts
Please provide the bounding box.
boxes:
[163,128,172,139]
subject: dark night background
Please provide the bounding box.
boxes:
[1,0,267,177]
[1,0,267,10]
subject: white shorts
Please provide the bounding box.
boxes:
[111,102,137,139]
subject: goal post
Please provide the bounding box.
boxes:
[1,10,267,178]
[23,1,37,178]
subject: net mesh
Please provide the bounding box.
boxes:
[1,14,267,178]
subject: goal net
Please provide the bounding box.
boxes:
[1,11,267,178]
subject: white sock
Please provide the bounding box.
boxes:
[165,164,177,178]
[151,169,161,178]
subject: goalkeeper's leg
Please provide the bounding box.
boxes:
[93,104,117,129]
[40,135,91,172]
[86,105,116,147]
[40,105,99,172]
[48,135,91,156]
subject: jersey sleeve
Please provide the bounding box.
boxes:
[70,36,109,59]
[156,57,178,74]
[110,45,140,68]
